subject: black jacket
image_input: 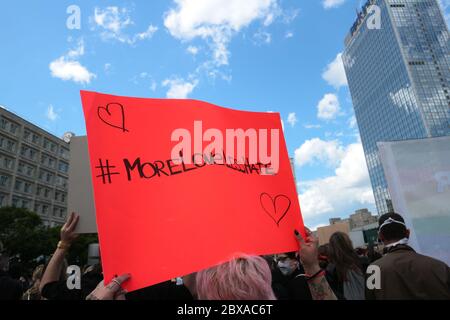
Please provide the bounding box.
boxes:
[0,271,23,300]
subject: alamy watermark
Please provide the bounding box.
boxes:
[66,5,81,30]
[366,5,381,30]
[170,121,280,176]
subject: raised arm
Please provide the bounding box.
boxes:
[295,228,337,300]
[39,212,79,293]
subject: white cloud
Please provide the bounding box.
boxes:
[66,40,85,58]
[317,93,340,120]
[298,142,374,220]
[93,7,158,45]
[49,40,96,85]
[162,77,198,98]
[94,6,132,33]
[50,59,95,84]
[285,31,294,38]
[287,112,297,127]
[323,0,346,9]
[281,8,300,24]
[304,124,322,129]
[322,53,348,89]
[164,0,278,66]
[187,45,199,55]
[294,138,345,168]
[150,80,157,92]
[133,25,158,42]
[348,115,357,129]
[253,30,272,45]
[46,105,59,121]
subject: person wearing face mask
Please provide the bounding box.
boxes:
[277,253,299,276]
[271,252,313,300]
[366,212,450,300]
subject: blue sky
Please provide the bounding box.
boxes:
[1,0,449,229]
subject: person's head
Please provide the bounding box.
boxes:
[328,232,361,280]
[378,212,410,245]
[31,264,45,283]
[275,252,299,276]
[355,247,366,256]
[262,255,277,271]
[196,254,276,300]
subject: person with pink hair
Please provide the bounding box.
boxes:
[88,228,337,300]
[195,254,276,300]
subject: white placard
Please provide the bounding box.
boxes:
[378,136,450,265]
[68,136,97,233]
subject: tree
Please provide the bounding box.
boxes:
[0,207,98,276]
[0,207,57,274]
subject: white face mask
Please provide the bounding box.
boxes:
[277,260,297,276]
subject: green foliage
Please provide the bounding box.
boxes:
[0,207,98,277]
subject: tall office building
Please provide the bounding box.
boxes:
[0,106,71,227]
[343,0,450,214]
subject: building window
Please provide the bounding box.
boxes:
[0,118,7,130]
[9,122,19,135]
[0,155,14,170]
[12,197,30,210]
[55,191,67,203]
[32,133,41,144]
[56,176,68,189]
[0,137,17,153]
[6,140,15,152]
[53,207,66,218]
[34,203,41,214]
[20,145,38,161]
[14,180,23,192]
[41,154,56,169]
[0,193,7,206]
[24,130,31,142]
[24,182,33,194]
[59,147,70,160]
[43,138,58,154]
[0,175,10,188]
[38,170,54,184]
[58,161,69,173]
[26,165,35,177]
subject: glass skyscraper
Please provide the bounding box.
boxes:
[343,0,450,214]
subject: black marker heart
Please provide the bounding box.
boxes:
[97,103,129,133]
[260,193,291,227]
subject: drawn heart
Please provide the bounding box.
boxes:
[260,193,291,227]
[97,103,129,132]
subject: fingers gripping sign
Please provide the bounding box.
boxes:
[86,274,131,300]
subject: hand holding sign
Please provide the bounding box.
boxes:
[81,90,305,292]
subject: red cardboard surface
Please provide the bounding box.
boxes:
[80,90,305,292]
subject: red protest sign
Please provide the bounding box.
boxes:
[80,90,305,292]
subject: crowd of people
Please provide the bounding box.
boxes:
[1,212,449,300]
